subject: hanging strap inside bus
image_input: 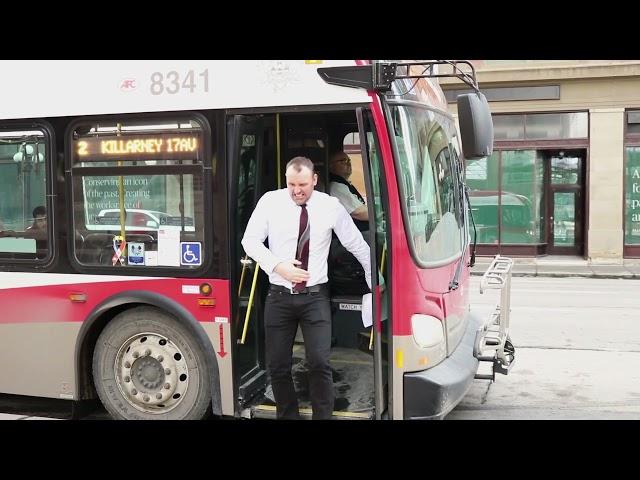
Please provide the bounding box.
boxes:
[317,61,479,93]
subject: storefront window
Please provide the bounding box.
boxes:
[466,153,499,244]
[500,150,544,244]
[625,147,640,245]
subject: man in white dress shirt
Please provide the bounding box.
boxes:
[241,156,371,420]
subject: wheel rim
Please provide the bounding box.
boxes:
[114,332,190,415]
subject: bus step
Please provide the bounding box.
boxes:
[250,404,373,420]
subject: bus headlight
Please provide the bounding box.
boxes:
[411,314,444,349]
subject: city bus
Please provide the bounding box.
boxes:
[0,60,514,420]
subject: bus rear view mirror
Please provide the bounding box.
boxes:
[457,92,494,160]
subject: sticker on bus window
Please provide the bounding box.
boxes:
[112,235,126,266]
[180,242,202,266]
[145,251,158,266]
[157,229,180,266]
[128,242,145,265]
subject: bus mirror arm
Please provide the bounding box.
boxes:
[465,185,477,268]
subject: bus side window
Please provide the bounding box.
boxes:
[0,132,50,261]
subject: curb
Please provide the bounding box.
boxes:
[470,271,639,279]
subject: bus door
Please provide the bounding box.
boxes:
[357,108,391,419]
[228,114,277,406]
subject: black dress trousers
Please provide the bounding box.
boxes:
[264,284,333,420]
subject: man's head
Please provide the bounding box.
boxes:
[329,151,352,180]
[285,156,317,205]
[32,205,46,229]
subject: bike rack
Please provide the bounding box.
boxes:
[474,255,515,381]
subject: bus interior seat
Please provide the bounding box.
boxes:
[78,233,113,265]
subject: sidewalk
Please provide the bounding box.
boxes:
[0,413,60,420]
[470,255,640,279]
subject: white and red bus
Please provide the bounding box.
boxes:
[0,60,513,420]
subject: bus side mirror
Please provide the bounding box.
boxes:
[457,92,494,160]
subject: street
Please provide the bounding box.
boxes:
[448,276,640,419]
[1,276,639,420]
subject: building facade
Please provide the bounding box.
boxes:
[442,60,640,264]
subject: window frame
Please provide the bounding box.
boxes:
[64,111,214,277]
[0,120,56,268]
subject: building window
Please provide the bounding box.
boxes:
[493,112,588,141]
[625,147,640,246]
[500,151,544,244]
[466,153,499,244]
[466,150,544,245]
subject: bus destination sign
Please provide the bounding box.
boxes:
[75,132,201,161]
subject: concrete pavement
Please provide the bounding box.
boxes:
[448,276,640,420]
[0,413,59,420]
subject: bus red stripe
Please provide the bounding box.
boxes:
[0,279,230,324]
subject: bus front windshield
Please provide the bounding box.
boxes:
[388,103,464,266]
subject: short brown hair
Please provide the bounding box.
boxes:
[285,156,314,173]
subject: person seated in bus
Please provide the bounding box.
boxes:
[25,205,47,240]
[329,151,368,231]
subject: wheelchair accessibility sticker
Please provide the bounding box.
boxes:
[180,242,202,266]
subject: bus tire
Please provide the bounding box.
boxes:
[92,306,211,420]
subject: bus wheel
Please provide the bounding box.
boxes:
[93,306,211,420]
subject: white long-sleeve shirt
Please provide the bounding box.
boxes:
[241,188,371,290]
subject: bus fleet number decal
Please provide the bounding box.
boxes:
[150,70,209,96]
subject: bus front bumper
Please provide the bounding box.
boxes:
[403,312,482,420]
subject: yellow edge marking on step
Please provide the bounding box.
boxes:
[396,349,404,369]
[254,405,370,418]
[328,359,371,366]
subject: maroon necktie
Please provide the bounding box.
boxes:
[293,204,310,292]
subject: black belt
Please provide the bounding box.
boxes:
[270,284,327,295]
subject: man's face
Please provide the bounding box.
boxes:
[34,215,46,229]
[330,153,352,179]
[286,165,317,205]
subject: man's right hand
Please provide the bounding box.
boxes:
[274,260,310,284]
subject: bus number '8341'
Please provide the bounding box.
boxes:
[150,70,209,95]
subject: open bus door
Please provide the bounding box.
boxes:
[357,107,392,419]
[228,114,277,408]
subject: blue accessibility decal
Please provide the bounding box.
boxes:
[180,242,202,266]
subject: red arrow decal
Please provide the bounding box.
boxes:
[217,323,227,358]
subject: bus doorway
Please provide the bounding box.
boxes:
[228,109,389,419]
